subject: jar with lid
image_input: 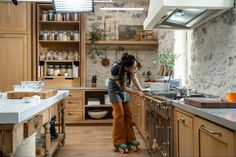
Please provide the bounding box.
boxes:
[74,31,80,41]
[42,11,48,21]
[62,32,67,41]
[54,31,58,40]
[48,10,54,21]
[49,31,55,41]
[60,65,66,76]
[42,31,48,41]
[46,51,53,60]
[68,51,74,60]
[66,65,73,77]
[39,51,46,61]
[65,13,71,21]
[57,51,63,60]
[56,13,62,21]
[58,31,63,41]
[54,65,60,76]
[39,31,44,40]
[67,31,71,41]
[62,51,68,60]
[72,13,79,21]
[47,65,54,76]
[74,51,79,60]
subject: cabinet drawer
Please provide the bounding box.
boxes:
[65,99,83,111]
[68,90,83,98]
[24,115,43,138]
[176,111,193,126]
[65,111,83,123]
[50,103,59,117]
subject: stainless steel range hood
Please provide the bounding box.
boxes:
[144,0,234,29]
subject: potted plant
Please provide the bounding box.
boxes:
[153,49,177,77]
[88,29,103,59]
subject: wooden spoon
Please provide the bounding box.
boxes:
[101,50,110,66]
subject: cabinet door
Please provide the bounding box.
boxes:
[0,34,31,91]
[174,109,194,157]
[194,117,234,157]
[0,2,30,33]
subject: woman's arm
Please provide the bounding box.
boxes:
[131,72,143,91]
[114,80,143,96]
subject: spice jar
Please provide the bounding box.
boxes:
[47,65,54,76]
[42,31,48,40]
[62,32,67,41]
[74,51,79,60]
[39,51,46,60]
[54,65,60,76]
[39,31,44,40]
[67,65,73,77]
[49,31,55,41]
[72,13,79,21]
[56,13,62,21]
[57,51,63,60]
[58,31,63,41]
[68,51,74,60]
[74,31,80,41]
[60,65,66,76]
[65,13,71,21]
[42,11,48,21]
[48,10,54,21]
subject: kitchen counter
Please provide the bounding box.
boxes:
[0,90,69,124]
[46,86,108,91]
[173,100,236,131]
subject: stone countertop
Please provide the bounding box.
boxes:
[0,90,69,124]
[45,86,108,91]
[172,100,236,131]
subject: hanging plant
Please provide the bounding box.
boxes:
[88,29,103,58]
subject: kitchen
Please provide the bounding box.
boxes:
[0,0,236,157]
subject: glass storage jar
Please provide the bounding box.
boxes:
[67,51,74,60]
[67,65,73,77]
[74,31,80,41]
[72,13,79,21]
[226,83,236,102]
[54,65,60,76]
[60,65,66,76]
[56,13,62,21]
[48,10,54,21]
[74,51,79,60]
[47,65,54,76]
[42,11,48,21]
[39,51,46,60]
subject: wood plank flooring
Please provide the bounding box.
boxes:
[54,126,150,157]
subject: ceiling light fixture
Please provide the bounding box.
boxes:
[100,7,144,11]
[53,0,94,12]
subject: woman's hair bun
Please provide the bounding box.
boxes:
[121,52,129,61]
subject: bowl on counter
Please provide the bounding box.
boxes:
[88,110,108,119]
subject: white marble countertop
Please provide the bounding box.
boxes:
[172,100,236,131]
[46,86,108,91]
[0,90,69,124]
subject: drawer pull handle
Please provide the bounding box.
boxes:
[200,125,222,137]
[68,101,73,104]
[69,94,72,97]
[178,117,185,123]
[68,112,73,115]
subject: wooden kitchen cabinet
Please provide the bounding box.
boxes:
[0,2,32,92]
[64,90,84,124]
[174,109,194,157]
[194,116,235,157]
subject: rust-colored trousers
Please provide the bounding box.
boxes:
[112,102,136,145]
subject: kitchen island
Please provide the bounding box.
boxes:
[0,90,69,157]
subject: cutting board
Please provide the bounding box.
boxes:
[7,89,58,99]
[184,97,236,108]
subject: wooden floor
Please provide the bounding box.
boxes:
[54,125,150,157]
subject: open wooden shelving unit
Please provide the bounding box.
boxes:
[36,3,82,88]
[86,40,158,45]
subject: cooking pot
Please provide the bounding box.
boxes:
[149,82,170,92]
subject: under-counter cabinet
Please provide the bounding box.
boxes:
[174,109,194,157]
[64,90,84,124]
[174,107,235,157]
[194,117,234,157]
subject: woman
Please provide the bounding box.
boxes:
[108,53,144,153]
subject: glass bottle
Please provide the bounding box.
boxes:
[226,83,236,102]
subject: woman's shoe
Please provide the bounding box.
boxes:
[128,140,140,152]
[113,144,129,153]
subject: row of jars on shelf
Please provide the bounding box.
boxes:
[40,51,79,61]
[42,10,79,21]
[47,65,73,77]
[39,30,80,41]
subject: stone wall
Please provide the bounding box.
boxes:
[189,9,236,96]
[86,0,175,86]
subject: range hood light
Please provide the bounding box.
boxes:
[175,10,184,16]
[53,0,94,12]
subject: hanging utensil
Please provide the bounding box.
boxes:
[136,50,142,69]
[101,50,110,66]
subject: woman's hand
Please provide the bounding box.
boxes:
[136,90,144,97]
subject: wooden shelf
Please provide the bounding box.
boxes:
[85,104,112,108]
[39,40,80,43]
[44,76,78,79]
[50,133,65,156]
[86,40,158,45]
[38,21,80,24]
[40,60,80,62]
[82,119,113,124]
